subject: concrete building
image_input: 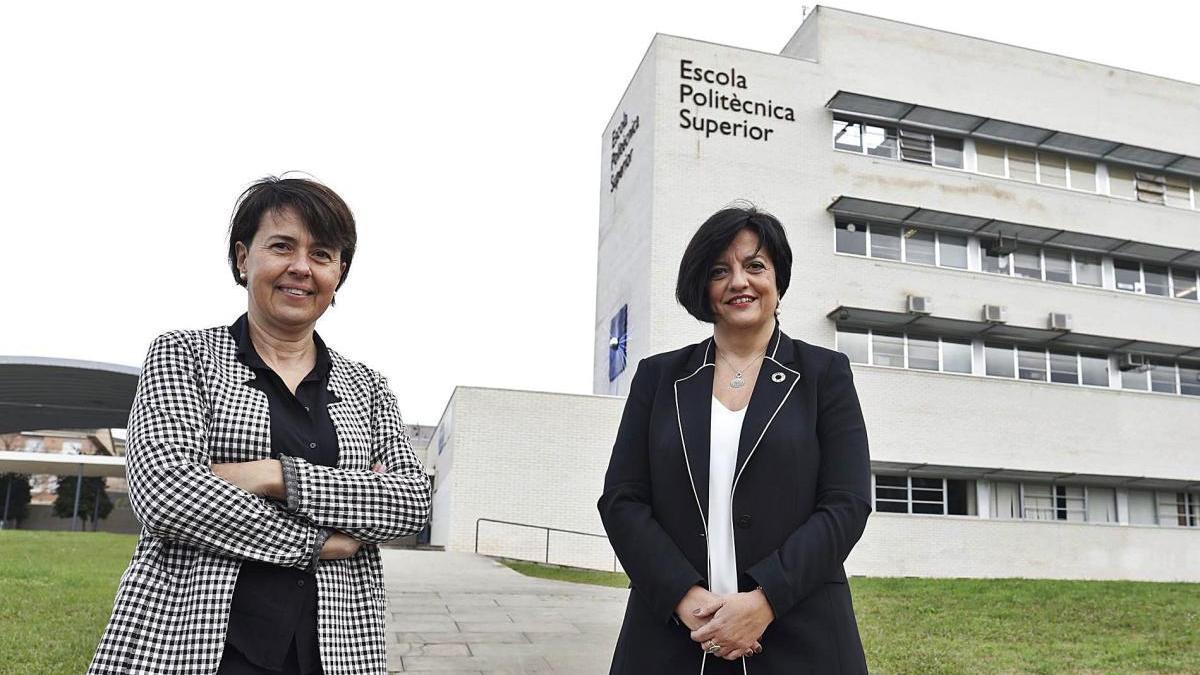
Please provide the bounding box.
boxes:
[431,7,1200,582]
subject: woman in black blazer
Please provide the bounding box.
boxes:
[598,206,872,674]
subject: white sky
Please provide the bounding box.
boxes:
[3,1,1198,425]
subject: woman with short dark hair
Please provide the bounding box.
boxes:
[89,176,431,675]
[599,205,872,673]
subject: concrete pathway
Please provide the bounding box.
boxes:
[382,549,628,674]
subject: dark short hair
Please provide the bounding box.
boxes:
[227,175,357,290]
[675,204,793,323]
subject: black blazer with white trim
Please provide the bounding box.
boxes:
[598,326,871,674]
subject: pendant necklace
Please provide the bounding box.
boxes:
[716,346,766,390]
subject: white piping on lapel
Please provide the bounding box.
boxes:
[730,355,801,498]
[672,340,714,590]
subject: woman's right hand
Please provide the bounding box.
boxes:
[675,585,723,632]
[319,531,363,560]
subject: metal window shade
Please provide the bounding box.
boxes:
[973,119,1053,146]
[825,92,913,122]
[903,208,990,234]
[1105,144,1182,170]
[826,196,917,223]
[1039,132,1120,159]
[1166,156,1200,179]
[899,129,933,164]
[900,106,985,134]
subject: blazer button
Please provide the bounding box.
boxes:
[736,515,753,529]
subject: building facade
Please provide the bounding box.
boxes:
[432,8,1200,581]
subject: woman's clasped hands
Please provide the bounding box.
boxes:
[675,585,774,660]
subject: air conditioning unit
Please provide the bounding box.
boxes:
[983,304,1007,323]
[984,233,1019,256]
[1117,353,1148,372]
[1048,313,1072,331]
[907,295,933,315]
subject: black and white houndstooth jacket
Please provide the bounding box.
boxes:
[88,325,431,674]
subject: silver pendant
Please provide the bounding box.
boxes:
[730,374,745,389]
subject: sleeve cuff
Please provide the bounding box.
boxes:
[307,528,332,573]
[279,455,301,514]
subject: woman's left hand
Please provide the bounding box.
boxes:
[211,459,285,500]
[689,588,775,660]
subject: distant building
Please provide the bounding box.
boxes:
[428,7,1200,582]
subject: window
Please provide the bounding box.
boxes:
[1043,249,1072,284]
[904,228,936,265]
[874,475,909,513]
[1114,259,1142,292]
[1087,487,1118,523]
[1013,245,1042,280]
[1049,351,1078,384]
[933,136,963,169]
[835,221,867,255]
[1080,353,1109,386]
[1108,165,1137,199]
[1008,147,1037,183]
[1128,490,1157,525]
[976,141,1006,176]
[1150,360,1178,394]
[941,339,972,374]
[1143,265,1169,297]
[991,482,1021,519]
[1023,484,1084,522]
[1158,492,1198,528]
[982,247,1010,275]
[864,125,899,159]
[1038,152,1067,187]
[899,129,933,165]
[1172,269,1198,300]
[870,224,902,261]
[873,475,975,516]
[907,336,940,371]
[872,332,905,367]
[836,329,869,364]
[1164,175,1192,209]
[985,343,1015,378]
[1072,253,1102,287]
[1135,172,1166,205]
[1180,363,1200,397]
[1068,159,1096,192]
[1120,366,1148,391]
[938,234,968,269]
[833,119,863,153]
[1017,348,1047,382]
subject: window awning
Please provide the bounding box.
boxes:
[826,91,1200,177]
[872,460,1200,491]
[828,196,1200,267]
[827,305,1200,361]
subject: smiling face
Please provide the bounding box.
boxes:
[706,228,779,332]
[235,207,346,334]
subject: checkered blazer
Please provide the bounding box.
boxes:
[88,325,431,674]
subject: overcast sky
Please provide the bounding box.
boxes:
[3,1,1198,425]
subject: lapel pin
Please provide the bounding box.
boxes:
[771,372,786,383]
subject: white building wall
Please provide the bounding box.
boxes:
[428,387,626,570]
[848,514,1198,582]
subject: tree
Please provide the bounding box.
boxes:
[52,475,113,528]
[0,474,32,525]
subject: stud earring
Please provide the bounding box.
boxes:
[239,271,247,281]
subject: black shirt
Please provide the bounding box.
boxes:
[224,314,340,674]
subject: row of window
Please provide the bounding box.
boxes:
[874,474,1199,528]
[837,328,1200,397]
[833,117,1200,211]
[835,220,1200,301]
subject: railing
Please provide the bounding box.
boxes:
[474,518,620,573]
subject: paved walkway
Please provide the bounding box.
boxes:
[382,549,628,674]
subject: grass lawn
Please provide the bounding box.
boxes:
[0,531,136,675]
[503,560,1200,673]
[2,533,1197,674]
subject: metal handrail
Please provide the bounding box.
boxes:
[474,517,620,573]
